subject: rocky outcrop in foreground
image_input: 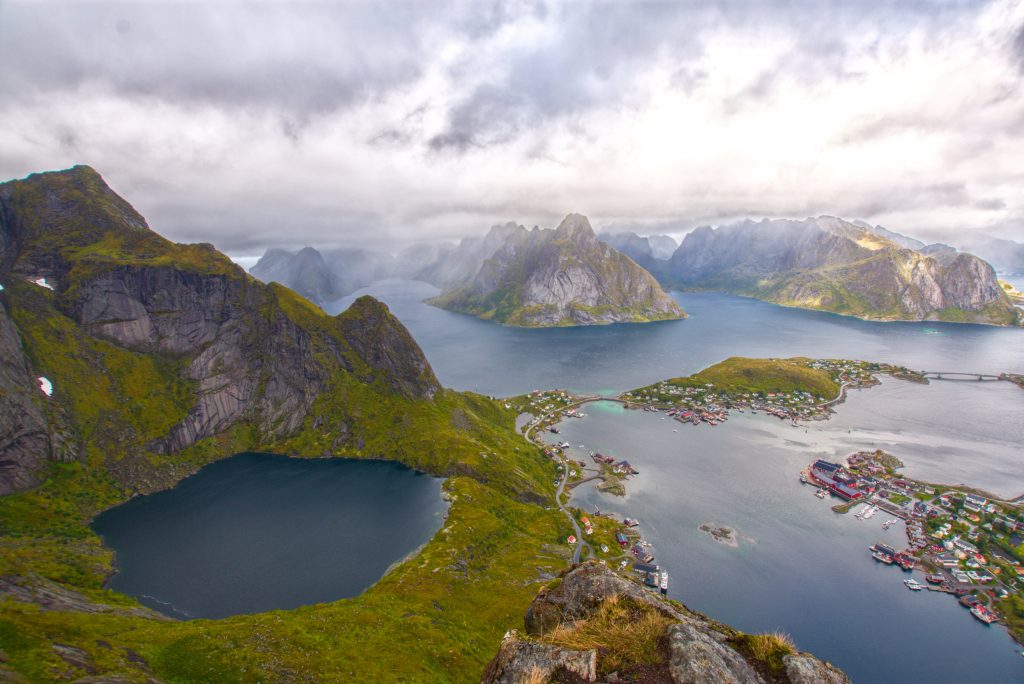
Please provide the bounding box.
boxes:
[483,562,849,684]
[429,214,685,327]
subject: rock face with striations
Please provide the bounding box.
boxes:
[0,166,440,494]
[483,561,850,684]
[665,216,1019,325]
[429,214,685,327]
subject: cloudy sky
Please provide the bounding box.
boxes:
[2,0,1023,258]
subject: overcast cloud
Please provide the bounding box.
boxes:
[2,0,1023,256]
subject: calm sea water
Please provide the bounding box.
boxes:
[327,280,1024,396]
[326,281,1024,680]
[542,397,1024,684]
[92,454,446,619]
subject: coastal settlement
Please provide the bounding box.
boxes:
[510,357,1024,647]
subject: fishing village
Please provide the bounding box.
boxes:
[801,450,1024,643]
[510,357,1024,649]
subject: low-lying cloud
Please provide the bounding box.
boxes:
[2,0,1023,256]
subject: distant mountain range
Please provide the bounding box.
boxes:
[427,214,684,327]
[953,234,1024,275]
[250,225,519,305]
[251,214,1021,326]
[596,231,678,271]
[663,216,1018,325]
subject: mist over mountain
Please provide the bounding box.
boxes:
[597,231,676,276]
[429,214,684,327]
[954,234,1024,275]
[663,216,1018,325]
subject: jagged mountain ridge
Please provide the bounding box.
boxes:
[0,165,444,493]
[664,216,1019,325]
[249,221,530,305]
[428,213,685,327]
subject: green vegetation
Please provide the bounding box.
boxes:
[730,631,796,677]
[0,276,571,681]
[542,595,674,675]
[0,167,583,681]
[673,241,1022,326]
[660,357,839,397]
[6,166,239,296]
[887,493,912,506]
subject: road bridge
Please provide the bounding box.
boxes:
[921,371,1004,381]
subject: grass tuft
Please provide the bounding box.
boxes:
[731,630,796,675]
[541,596,672,674]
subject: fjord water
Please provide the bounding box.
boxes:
[92,454,446,619]
[327,280,1023,396]
[542,397,1024,684]
[326,281,1024,680]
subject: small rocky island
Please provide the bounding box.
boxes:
[427,213,685,327]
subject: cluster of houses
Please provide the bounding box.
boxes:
[591,452,638,475]
[811,449,1024,630]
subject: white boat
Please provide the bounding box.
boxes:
[904,578,923,591]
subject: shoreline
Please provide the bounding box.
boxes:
[520,359,1024,650]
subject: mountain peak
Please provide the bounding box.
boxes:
[338,295,441,399]
[553,213,595,241]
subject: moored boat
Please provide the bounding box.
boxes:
[971,604,998,624]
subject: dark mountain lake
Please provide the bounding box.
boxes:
[92,454,447,619]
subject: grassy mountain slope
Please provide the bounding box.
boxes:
[0,167,571,682]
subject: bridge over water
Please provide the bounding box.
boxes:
[921,371,1006,382]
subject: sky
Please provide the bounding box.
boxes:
[2,0,1024,258]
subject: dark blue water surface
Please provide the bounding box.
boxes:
[327,280,1023,396]
[93,454,446,619]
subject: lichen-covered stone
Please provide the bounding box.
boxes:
[481,630,597,684]
[667,623,764,684]
[782,654,851,684]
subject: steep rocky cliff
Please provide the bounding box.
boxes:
[483,562,850,684]
[0,165,442,495]
[665,216,1020,325]
[429,214,685,327]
